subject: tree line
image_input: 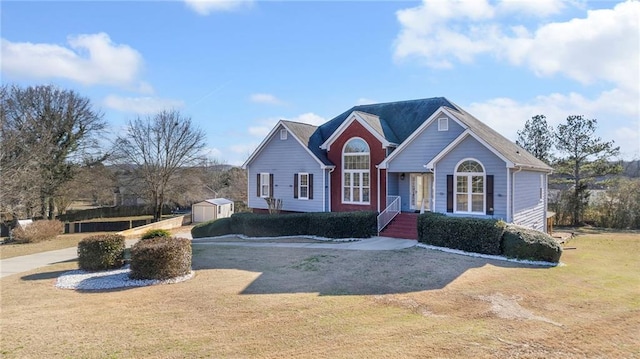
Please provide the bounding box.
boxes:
[1,84,247,226]
[517,115,639,228]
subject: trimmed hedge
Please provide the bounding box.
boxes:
[418,212,505,255]
[502,225,562,263]
[140,229,171,240]
[307,212,377,238]
[129,237,192,280]
[77,234,126,271]
[190,211,377,239]
[191,217,232,238]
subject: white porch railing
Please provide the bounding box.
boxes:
[377,196,401,233]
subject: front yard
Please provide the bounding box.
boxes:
[0,231,638,358]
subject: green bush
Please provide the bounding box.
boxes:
[191,218,232,238]
[77,234,126,271]
[129,237,192,280]
[307,211,377,238]
[501,225,562,263]
[140,228,171,240]
[418,213,505,255]
[190,211,378,239]
[10,220,64,243]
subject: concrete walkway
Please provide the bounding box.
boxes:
[0,239,139,279]
[0,236,417,279]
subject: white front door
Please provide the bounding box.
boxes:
[410,173,432,211]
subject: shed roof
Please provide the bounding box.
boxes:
[195,198,234,206]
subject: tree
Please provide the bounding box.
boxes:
[0,85,106,221]
[554,115,621,225]
[516,114,553,164]
[112,110,206,222]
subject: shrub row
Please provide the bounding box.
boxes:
[129,237,192,280]
[418,213,505,255]
[10,220,64,243]
[78,234,126,271]
[501,225,562,263]
[417,212,562,262]
[191,211,378,239]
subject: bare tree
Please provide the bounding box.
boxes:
[112,110,206,221]
[0,84,106,221]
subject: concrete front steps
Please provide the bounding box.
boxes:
[379,213,418,240]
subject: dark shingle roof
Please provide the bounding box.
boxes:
[309,97,455,164]
[283,97,550,171]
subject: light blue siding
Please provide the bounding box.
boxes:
[387,114,465,173]
[247,124,327,212]
[433,136,508,220]
[512,170,546,232]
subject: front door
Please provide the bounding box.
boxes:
[410,173,432,211]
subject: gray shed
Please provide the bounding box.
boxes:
[192,198,234,223]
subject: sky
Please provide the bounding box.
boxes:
[1,0,639,165]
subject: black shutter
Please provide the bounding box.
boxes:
[294,174,299,198]
[309,174,314,199]
[269,174,274,197]
[486,175,494,215]
[447,175,454,213]
[256,173,260,197]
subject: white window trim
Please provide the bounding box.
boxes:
[298,172,310,200]
[454,158,485,214]
[438,117,449,131]
[260,172,270,198]
[342,137,370,205]
[280,129,287,140]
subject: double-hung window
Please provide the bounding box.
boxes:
[342,138,370,204]
[260,173,270,198]
[299,173,309,200]
[455,159,484,213]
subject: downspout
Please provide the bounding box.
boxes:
[327,167,335,212]
[376,165,380,213]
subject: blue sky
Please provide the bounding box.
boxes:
[2,0,638,165]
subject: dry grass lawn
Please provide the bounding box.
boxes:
[1,231,638,358]
[0,233,91,260]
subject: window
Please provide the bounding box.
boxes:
[218,206,221,214]
[540,174,544,201]
[342,138,370,204]
[438,117,448,131]
[280,129,287,140]
[260,173,270,198]
[455,159,484,213]
[299,173,309,200]
[294,173,313,200]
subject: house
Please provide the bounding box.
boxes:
[191,198,234,223]
[242,97,553,235]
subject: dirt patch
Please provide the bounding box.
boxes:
[478,293,563,326]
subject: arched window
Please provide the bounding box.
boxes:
[342,138,370,204]
[455,159,484,213]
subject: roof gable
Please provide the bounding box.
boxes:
[243,120,332,169]
[319,111,395,151]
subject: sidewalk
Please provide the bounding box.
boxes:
[0,239,139,279]
[0,236,417,279]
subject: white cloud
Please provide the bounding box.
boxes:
[249,93,286,106]
[394,0,640,93]
[497,0,567,17]
[1,33,147,91]
[184,0,253,15]
[246,112,327,141]
[466,91,640,160]
[103,95,184,114]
